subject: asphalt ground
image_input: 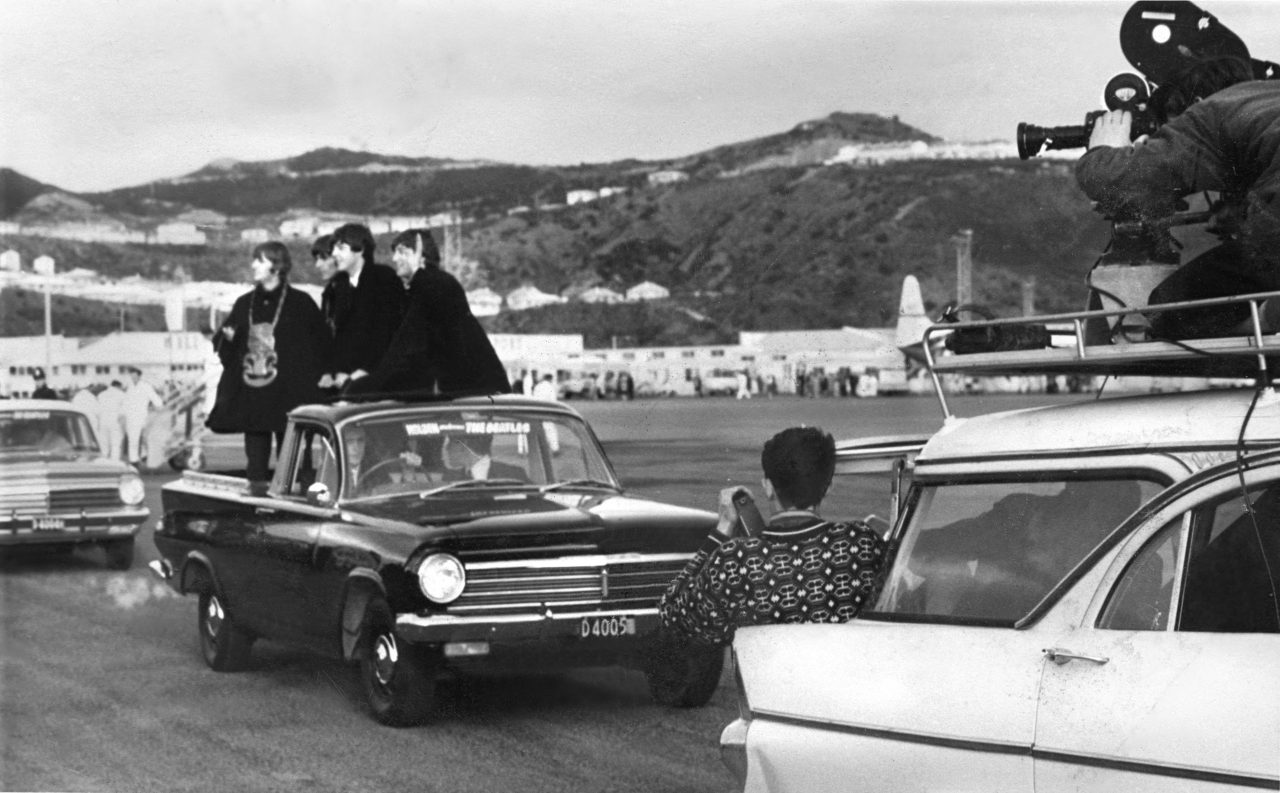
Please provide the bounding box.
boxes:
[0,393,1069,793]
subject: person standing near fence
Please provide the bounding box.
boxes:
[122,367,162,467]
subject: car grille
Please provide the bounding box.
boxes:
[50,488,121,511]
[452,553,692,614]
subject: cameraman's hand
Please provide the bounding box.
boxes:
[714,486,750,539]
[1088,110,1133,150]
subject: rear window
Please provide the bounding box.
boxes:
[871,475,1164,624]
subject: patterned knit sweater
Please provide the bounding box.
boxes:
[658,511,887,645]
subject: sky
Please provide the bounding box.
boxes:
[3,0,1278,193]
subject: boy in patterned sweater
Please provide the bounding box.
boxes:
[659,426,887,645]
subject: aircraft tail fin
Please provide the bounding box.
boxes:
[894,275,933,351]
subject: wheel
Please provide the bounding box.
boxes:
[359,604,436,726]
[644,629,725,708]
[169,446,205,472]
[197,591,254,671]
[103,537,134,570]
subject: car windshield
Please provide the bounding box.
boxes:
[338,409,617,500]
[870,475,1164,625]
[0,409,98,455]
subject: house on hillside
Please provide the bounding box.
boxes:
[0,250,19,271]
[578,286,623,304]
[566,189,599,206]
[625,281,669,302]
[240,228,270,243]
[507,285,565,311]
[153,222,207,245]
[279,217,319,238]
[600,186,628,199]
[467,287,502,317]
[647,170,688,186]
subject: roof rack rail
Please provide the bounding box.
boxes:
[922,290,1280,417]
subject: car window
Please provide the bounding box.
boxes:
[287,426,336,497]
[1098,519,1181,631]
[1179,482,1280,633]
[0,410,97,453]
[874,475,1164,623]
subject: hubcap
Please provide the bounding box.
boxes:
[204,596,225,640]
[372,633,399,686]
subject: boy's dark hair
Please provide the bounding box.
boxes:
[251,241,292,279]
[332,223,376,265]
[390,228,441,268]
[311,233,334,259]
[760,426,835,510]
[1151,55,1255,123]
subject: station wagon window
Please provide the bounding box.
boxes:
[1098,519,1181,631]
[0,410,98,454]
[873,475,1164,624]
[1179,481,1280,633]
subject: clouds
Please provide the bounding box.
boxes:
[4,0,1278,192]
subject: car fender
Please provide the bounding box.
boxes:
[339,569,387,662]
[177,551,220,597]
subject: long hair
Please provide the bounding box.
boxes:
[1151,55,1255,123]
[332,223,376,266]
[252,241,292,280]
[391,228,442,268]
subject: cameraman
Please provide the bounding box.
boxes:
[1076,56,1280,338]
[657,426,886,646]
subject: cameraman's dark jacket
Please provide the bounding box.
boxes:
[1075,80,1280,284]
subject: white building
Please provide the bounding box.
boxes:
[647,170,688,186]
[153,222,207,246]
[566,189,599,205]
[467,287,503,317]
[578,286,624,304]
[240,228,270,243]
[506,285,566,311]
[599,186,628,199]
[625,281,670,301]
[0,249,20,272]
[279,217,319,238]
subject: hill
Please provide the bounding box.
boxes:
[1,112,1110,340]
[0,168,56,218]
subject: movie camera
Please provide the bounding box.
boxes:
[1017,1,1276,160]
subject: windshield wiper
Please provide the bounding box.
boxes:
[418,478,531,499]
[539,478,620,494]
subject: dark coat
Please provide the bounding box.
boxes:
[320,271,352,340]
[207,284,327,434]
[348,266,511,396]
[327,263,405,377]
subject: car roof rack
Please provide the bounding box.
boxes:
[922,290,1280,417]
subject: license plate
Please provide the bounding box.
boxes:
[33,516,66,531]
[578,615,636,639]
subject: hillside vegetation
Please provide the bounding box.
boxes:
[1,112,1112,339]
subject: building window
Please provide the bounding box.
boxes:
[681,351,695,359]
[773,354,788,361]
[96,365,110,374]
[741,355,755,362]
[622,352,635,360]
[652,351,665,359]
[711,349,725,357]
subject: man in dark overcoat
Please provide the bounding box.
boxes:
[322,223,406,390]
[347,228,511,397]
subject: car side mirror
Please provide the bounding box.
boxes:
[306,481,333,506]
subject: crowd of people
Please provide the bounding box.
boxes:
[29,366,164,466]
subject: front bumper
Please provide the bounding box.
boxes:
[0,509,148,546]
[395,606,663,645]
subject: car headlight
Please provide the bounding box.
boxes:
[118,474,145,506]
[417,553,465,604]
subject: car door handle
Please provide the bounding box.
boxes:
[1043,647,1110,666]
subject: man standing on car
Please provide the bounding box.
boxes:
[321,223,404,391]
[345,228,510,397]
[659,426,887,646]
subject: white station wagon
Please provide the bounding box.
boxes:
[722,314,1280,792]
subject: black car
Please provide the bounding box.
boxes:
[151,396,721,725]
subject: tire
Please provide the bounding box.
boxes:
[197,591,254,672]
[644,630,725,708]
[359,604,436,726]
[103,537,135,570]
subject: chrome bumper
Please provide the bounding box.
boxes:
[395,606,662,644]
